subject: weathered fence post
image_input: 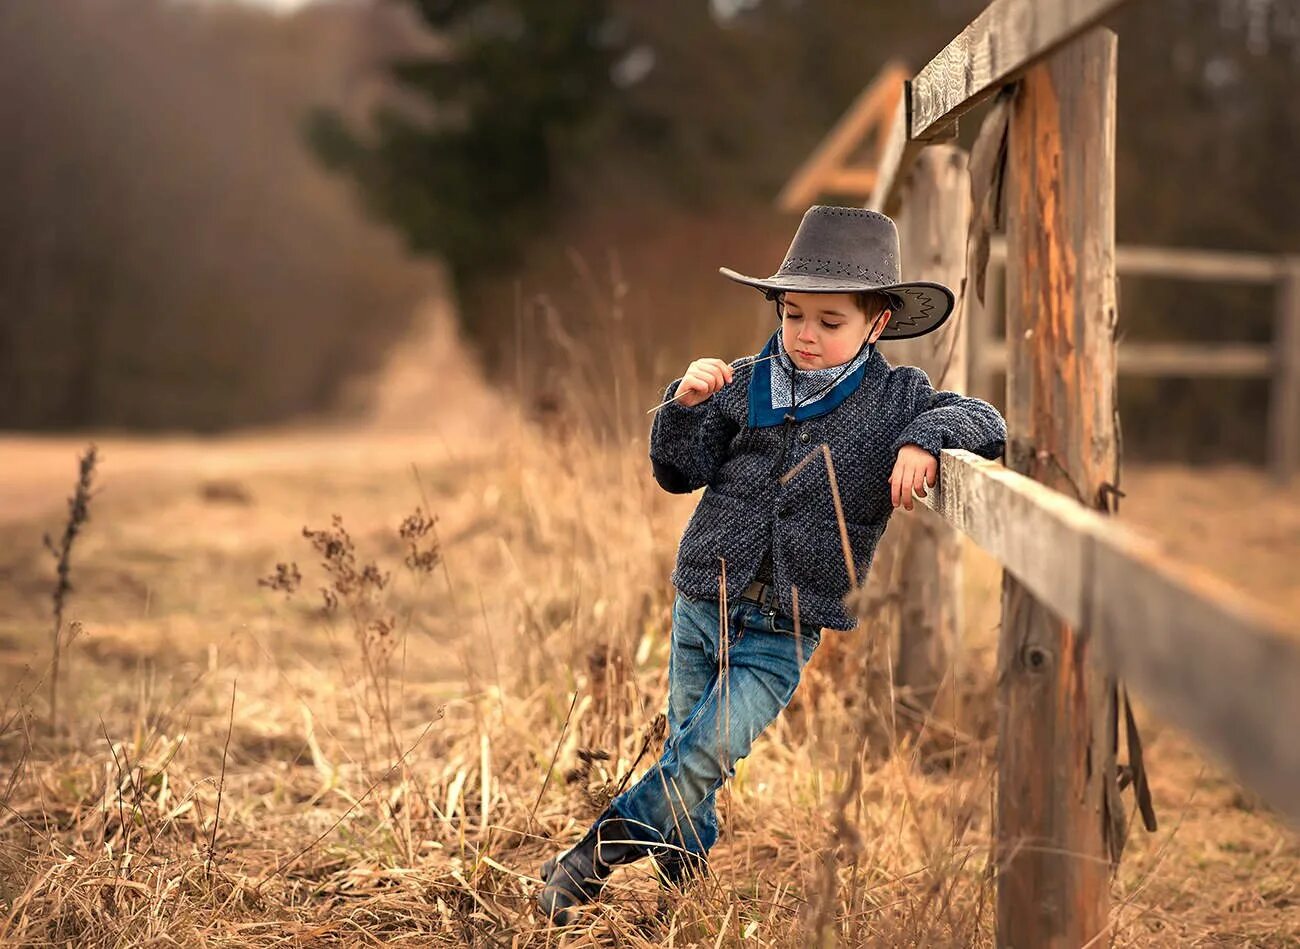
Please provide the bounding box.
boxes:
[883,145,972,713]
[997,27,1119,947]
[1269,260,1300,483]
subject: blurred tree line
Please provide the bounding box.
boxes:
[0,0,437,431]
[2,0,1298,462]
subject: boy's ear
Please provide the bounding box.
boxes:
[869,309,891,341]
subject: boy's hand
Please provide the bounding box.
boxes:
[890,444,938,511]
[674,358,734,407]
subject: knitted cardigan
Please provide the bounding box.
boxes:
[649,345,1008,631]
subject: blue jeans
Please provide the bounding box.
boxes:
[609,590,821,859]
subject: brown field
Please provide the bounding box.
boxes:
[1,354,1297,946]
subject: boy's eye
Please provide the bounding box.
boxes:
[785,312,802,320]
[821,321,842,330]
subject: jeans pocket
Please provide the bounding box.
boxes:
[769,609,814,638]
[776,614,820,650]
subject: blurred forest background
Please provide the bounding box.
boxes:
[2,0,1298,462]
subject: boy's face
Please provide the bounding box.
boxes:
[780,291,891,370]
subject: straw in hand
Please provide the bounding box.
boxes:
[645,352,779,414]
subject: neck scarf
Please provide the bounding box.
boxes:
[747,330,874,429]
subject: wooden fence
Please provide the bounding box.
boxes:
[974,239,1300,483]
[783,36,1300,486]
[849,0,1300,944]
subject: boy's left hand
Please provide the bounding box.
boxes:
[890,444,938,511]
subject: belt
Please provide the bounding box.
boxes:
[741,579,780,613]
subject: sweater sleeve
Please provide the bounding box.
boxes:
[888,367,1007,462]
[648,376,737,493]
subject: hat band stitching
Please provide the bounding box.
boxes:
[779,258,894,284]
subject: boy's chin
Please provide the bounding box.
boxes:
[794,354,841,370]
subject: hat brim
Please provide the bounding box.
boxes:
[718,267,955,341]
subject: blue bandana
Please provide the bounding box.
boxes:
[746,331,873,429]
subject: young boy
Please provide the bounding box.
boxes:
[536,206,1007,925]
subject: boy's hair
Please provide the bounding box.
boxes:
[852,290,894,320]
[773,289,896,324]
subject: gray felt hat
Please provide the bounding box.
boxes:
[719,205,956,340]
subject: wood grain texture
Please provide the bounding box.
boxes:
[879,146,972,711]
[919,451,1093,624]
[910,0,1133,140]
[919,447,1300,822]
[989,236,1290,282]
[980,341,1273,377]
[998,28,1118,947]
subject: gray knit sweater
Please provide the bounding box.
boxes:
[649,346,1007,631]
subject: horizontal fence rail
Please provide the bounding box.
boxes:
[919,448,1300,820]
[977,238,1300,481]
[871,0,1136,212]
[978,342,1273,377]
[988,235,1295,283]
[909,0,1135,140]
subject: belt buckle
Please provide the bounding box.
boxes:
[760,583,777,616]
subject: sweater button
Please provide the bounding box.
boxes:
[798,431,810,444]
[778,503,792,517]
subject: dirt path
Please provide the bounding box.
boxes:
[0,427,490,526]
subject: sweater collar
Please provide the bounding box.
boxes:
[746,330,878,428]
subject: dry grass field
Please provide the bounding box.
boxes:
[1,356,1297,945]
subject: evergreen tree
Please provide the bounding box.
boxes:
[307,1,631,284]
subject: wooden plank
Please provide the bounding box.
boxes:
[998,28,1117,946]
[909,0,1133,140]
[866,95,918,215]
[1115,245,1284,283]
[919,451,1093,625]
[1268,263,1300,482]
[880,146,972,712]
[919,447,1300,820]
[874,0,1133,214]
[1088,525,1300,816]
[989,236,1285,282]
[823,167,878,195]
[777,61,907,212]
[980,341,1273,377]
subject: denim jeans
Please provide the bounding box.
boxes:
[609,589,821,859]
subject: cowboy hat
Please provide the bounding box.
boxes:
[719,205,955,340]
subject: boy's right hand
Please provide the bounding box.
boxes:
[674,358,735,407]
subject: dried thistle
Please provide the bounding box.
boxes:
[302,516,357,591]
[258,562,302,597]
[366,616,398,664]
[399,508,441,575]
[301,515,388,608]
[359,562,390,592]
[398,508,436,541]
[45,444,97,732]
